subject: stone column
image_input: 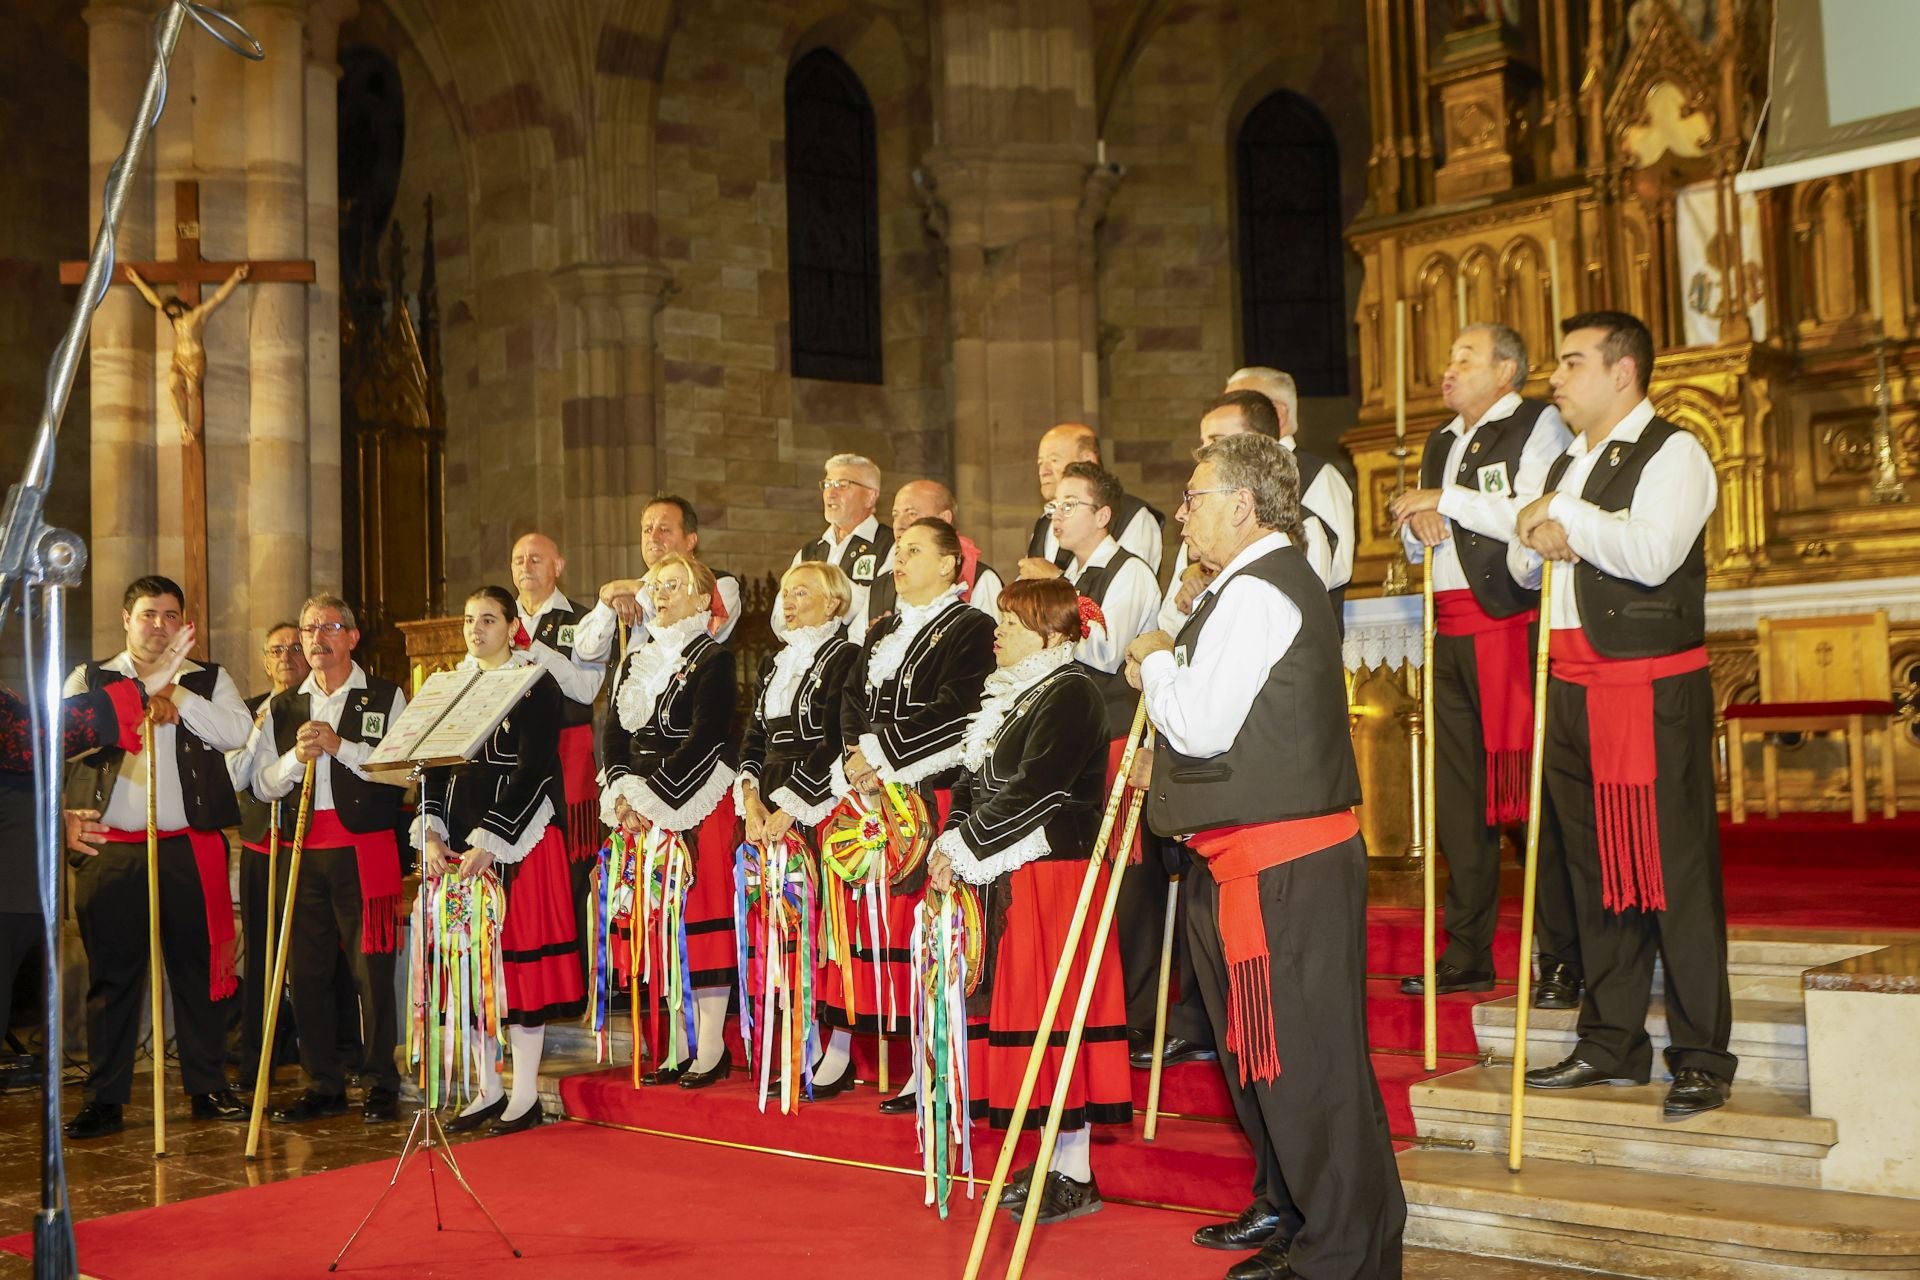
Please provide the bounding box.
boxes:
[241,0,311,637]
[305,0,354,596]
[84,0,158,654]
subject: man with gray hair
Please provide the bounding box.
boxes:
[1224,366,1356,606]
[776,453,894,642]
[1387,323,1580,1010]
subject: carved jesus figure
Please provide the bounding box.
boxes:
[124,263,249,445]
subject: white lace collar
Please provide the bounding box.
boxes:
[865,585,965,688]
[457,650,534,672]
[617,611,711,731]
[763,619,841,720]
[960,643,1078,772]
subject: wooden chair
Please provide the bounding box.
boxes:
[1725,611,1898,823]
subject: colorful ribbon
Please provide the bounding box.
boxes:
[406,868,507,1110]
[911,886,980,1218]
[732,832,820,1114]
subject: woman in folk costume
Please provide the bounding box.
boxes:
[926,577,1133,1223]
[601,552,740,1088]
[736,561,860,1098]
[828,517,996,1109]
[419,586,585,1135]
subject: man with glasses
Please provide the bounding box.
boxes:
[865,478,1003,623]
[246,595,409,1124]
[1024,423,1163,578]
[776,453,894,642]
[580,496,745,645]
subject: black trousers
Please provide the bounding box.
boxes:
[287,845,399,1096]
[1543,667,1735,1082]
[1432,629,1579,976]
[238,848,362,1071]
[73,837,233,1104]
[1186,834,1406,1280]
[1,910,39,1047]
[1114,835,1212,1046]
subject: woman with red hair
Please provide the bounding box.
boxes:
[926,576,1133,1225]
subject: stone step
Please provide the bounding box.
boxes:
[1399,1147,1920,1279]
[1473,995,1809,1089]
[1410,1065,1836,1187]
[1655,940,1882,1004]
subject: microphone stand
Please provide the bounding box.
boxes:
[0,7,261,1277]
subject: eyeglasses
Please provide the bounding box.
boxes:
[264,644,302,657]
[298,622,347,638]
[820,478,875,493]
[1180,486,1239,508]
[1043,498,1093,517]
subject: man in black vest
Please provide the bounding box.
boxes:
[1226,367,1355,609]
[509,532,609,864]
[61,575,255,1140]
[1510,310,1733,1118]
[1388,323,1582,1008]
[247,594,410,1123]
[777,453,894,642]
[1025,423,1164,576]
[1126,435,1404,1280]
[867,478,1004,622]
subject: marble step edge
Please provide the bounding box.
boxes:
[1410,1067,1837,1151]
[1399,1148,1920,1271]
[1473,994,1807,1045]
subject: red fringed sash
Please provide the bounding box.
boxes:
[1187,810,1360,1086]
[1547,630,1708,915]
[557,723,601,863]
[303,808,403,954]
[101,827,237,1001]
[1435,590,1537,826]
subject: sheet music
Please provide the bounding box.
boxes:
[364,667,480,771]
[411,665,546,763]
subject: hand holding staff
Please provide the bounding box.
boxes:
[246,759,316,1159]
[1507,568,1555,1172]
[144,720,166,1158]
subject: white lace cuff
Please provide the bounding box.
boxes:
[830,753,855,800]
[937,824,1051,886]
[599,774,648,830]
[409,814,450,852]
[733,772,754,818]
[768,783,839,828]
[464,798,557,867]
[625,764,737,832]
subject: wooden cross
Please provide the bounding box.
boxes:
[61,181,316,649]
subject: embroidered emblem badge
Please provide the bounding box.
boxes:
[852,553,877,582]
[361,711,386,739]
[1476,462,1511,497]
[557,625,576,648]
[1174,645,1189,668]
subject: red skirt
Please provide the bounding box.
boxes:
[557,724,601,863]
[966,859,1134,1131]
[816,788,949,1037]
[500,826,587,1026]
[680,802,741,990]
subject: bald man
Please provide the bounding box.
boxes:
[1024,423,1164,576]
[867,478,1004,623]
[509,532,608,863]
[1225,367,1356,609]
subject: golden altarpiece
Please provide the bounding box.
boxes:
[1340,0,1919,858]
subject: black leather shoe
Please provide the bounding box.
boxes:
[647,1062,685,1086]
[677,1047,732,1090]
[805,1067,854,1100]
[489,1103,545,1135]
[1192,1205,1285,1251]
[1663,1068,1731,1118]
[1224,1240,1297,1280]
[272,1090,348,1123]
[62,1101,124,1141]
[877,1091,917,1115]
[1010,1172,1101,1224]
[1400,960,1496,996]
[361,1085,400,1123]
[997,1164,1036,1210]
[1524,1055,1647,1090]
[444,1095,508,1133]
[1130,1036,1220,1069]
[191,1088,248,1122]
[1533,962,1583,1010]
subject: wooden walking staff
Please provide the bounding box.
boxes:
[143,721,167,1158]
[961,700,1148,1280]
[1142,877,1178,1142]
[265,799,280,1043]
[246,761,316,1159]
[1507,568,1555,1172]
[1421,568,1439,1070]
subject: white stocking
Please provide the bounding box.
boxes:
[460,1035,504,1115]
[501,1024,546,1123]
[692,986,730,1072]
[1049,1125,1092,1183]
[813,1028,852,1085]
[894,1061,920,1100]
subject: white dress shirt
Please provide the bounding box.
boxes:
[775,514,885,643]
[1036,502,1163,576]
[514,589,608,706]
[1291,437,1354,591]
[571,574,744,663]
[1066,537,1161,674]
[248,662,410,809]
[1140,531,1303,759]
[66,653,253,833]
[1506,398,1719,631]
[1402,393,1572,590]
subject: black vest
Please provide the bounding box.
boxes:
[1070,544,1148,739]
[1029,493,1164,570]
[801,524,894,590]
[65,662,242,832]
[526,597,596,728]
[236,692,285,847]
[268,674,406,834]
[1543,416,1708,659]
[1418,399,1550,619]
[1146,545,1361,837]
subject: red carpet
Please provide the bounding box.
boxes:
[1717,813,1920,931]
[0,1122,1225,1278]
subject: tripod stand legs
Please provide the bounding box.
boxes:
[328,1108,522,1270]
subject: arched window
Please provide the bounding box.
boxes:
[1235,91,1347,396]
[785,49,882,384]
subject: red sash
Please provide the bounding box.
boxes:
[1435,590,1537,826]
[1188,810,1360,1085]
[302,808,403,954]
[101,827,236,1001]
[1548,630,1709,914]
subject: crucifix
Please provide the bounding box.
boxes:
[61,180,316,645]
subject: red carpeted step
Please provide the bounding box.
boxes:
[1366,906,1524,980]
[1363,978,1489,1056]
[1130,1056,1235,1120]
[1718,814,1920,931]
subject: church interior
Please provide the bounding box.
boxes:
[3,0,1920,1276]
